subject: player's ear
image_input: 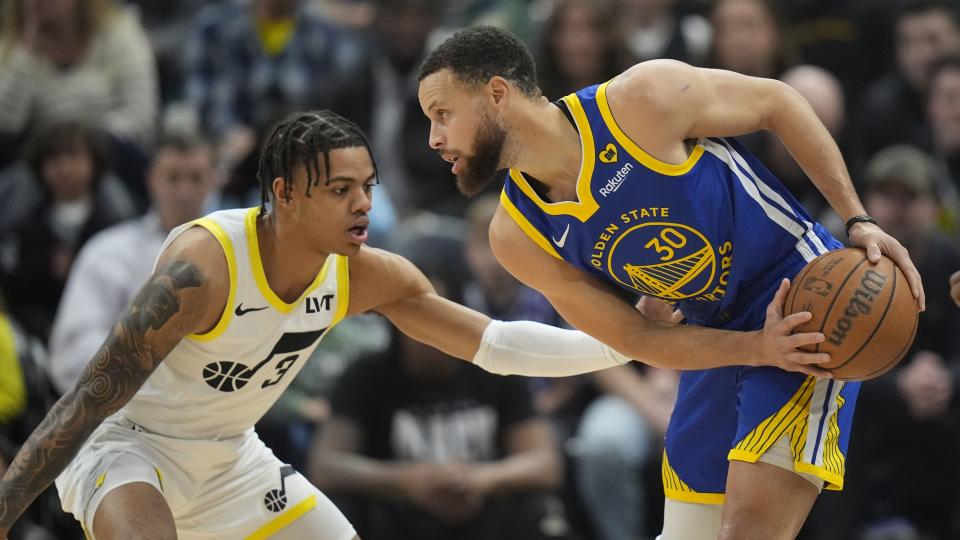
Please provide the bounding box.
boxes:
[488,76,510,107]
[271,176,294,208]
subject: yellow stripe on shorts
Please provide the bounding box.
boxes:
[245,495,317,540]
[661,450,724,505]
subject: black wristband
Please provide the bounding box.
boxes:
[844,214,878,236]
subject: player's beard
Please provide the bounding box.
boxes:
[456,106,507,198]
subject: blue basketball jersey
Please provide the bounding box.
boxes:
[501,82,838,329]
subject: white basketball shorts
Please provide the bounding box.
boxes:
[55,416,354,540]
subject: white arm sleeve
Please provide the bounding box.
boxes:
[472,320,631,377]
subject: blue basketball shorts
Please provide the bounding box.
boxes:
[662,229,860,504]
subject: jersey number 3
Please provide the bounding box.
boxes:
[202,328,327,392]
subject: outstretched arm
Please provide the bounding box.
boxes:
[346,247,631,377]
[0,228,223,535]
[607,59,924,310]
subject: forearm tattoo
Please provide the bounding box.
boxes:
[0,260,202,529]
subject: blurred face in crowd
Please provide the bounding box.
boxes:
[865,182,938,246]
[22,0,78,28]
[896,8,960,91]
[550,1,611,85]
[376,1,438,70]
[928,65,960,154]
[711,0,779,77]
[41,141,95,203]
[148,145,216,232]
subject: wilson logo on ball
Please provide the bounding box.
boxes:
[827,269,886,346]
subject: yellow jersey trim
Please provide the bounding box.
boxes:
[499,190,563,260]
[244,495,318,540]
[331,255,350,326]
[661,450,725,505]
[596,81,704,176]
[506,93,599,222]
[245,208,331,313]
[188,217,237,342]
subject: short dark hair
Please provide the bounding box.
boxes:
[417,25,540,97]
[898,0,960,26]
[23,121,109,189]
[154,132,211,156]
[256,110,377,214]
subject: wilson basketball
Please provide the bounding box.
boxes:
[785,248,918,381]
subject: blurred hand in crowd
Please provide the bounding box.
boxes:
[397,462,482,523]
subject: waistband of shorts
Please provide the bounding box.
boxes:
[113,416,252,442]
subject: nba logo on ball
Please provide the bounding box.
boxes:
[785,248,918,381]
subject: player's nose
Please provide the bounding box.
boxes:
[428,123,444,149]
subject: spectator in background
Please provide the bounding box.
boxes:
[310,228,569,540]
[927,55,960,195]
[536,0,626,101]
[0,122,137,341]
[618,0,711,67]
[852,0,960,172]
[331,0,456,219]
[47,133,215,394]
[708,0,796,156]
[125,0,216,104]
[184,0,364,188]
[0,0,159,200]
[861,146,960,355]
[709,0,794,79]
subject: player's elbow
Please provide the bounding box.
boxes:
[759,79,804,132]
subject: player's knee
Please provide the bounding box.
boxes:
[717,500,798,540]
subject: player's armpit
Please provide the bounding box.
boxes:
[0,229,224,534]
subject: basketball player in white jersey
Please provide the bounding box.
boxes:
[0,110,665,539]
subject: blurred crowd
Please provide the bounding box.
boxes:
[1,0,959,539]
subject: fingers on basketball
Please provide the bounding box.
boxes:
[785,248,918,381]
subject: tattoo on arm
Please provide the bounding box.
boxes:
[0,261,203,529]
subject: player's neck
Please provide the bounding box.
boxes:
[506,99,583,202]
[256,212,331,303]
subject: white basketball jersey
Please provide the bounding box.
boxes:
[120,207,349,439]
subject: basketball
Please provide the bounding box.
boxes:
[785,248,918,381]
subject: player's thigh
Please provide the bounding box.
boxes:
[718,459,818,540]
[232,471,357,540]
[92,481,176,540]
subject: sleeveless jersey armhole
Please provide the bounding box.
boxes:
[186,218,237,342]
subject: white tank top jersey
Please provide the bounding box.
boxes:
[119,207,349,440]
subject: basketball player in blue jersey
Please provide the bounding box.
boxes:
[417,26,926,539]
[0,111,702,539]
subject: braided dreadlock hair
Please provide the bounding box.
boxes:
[257,110,378,215]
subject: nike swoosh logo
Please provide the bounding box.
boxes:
[235,303,269,316]
[552,224,570,248]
